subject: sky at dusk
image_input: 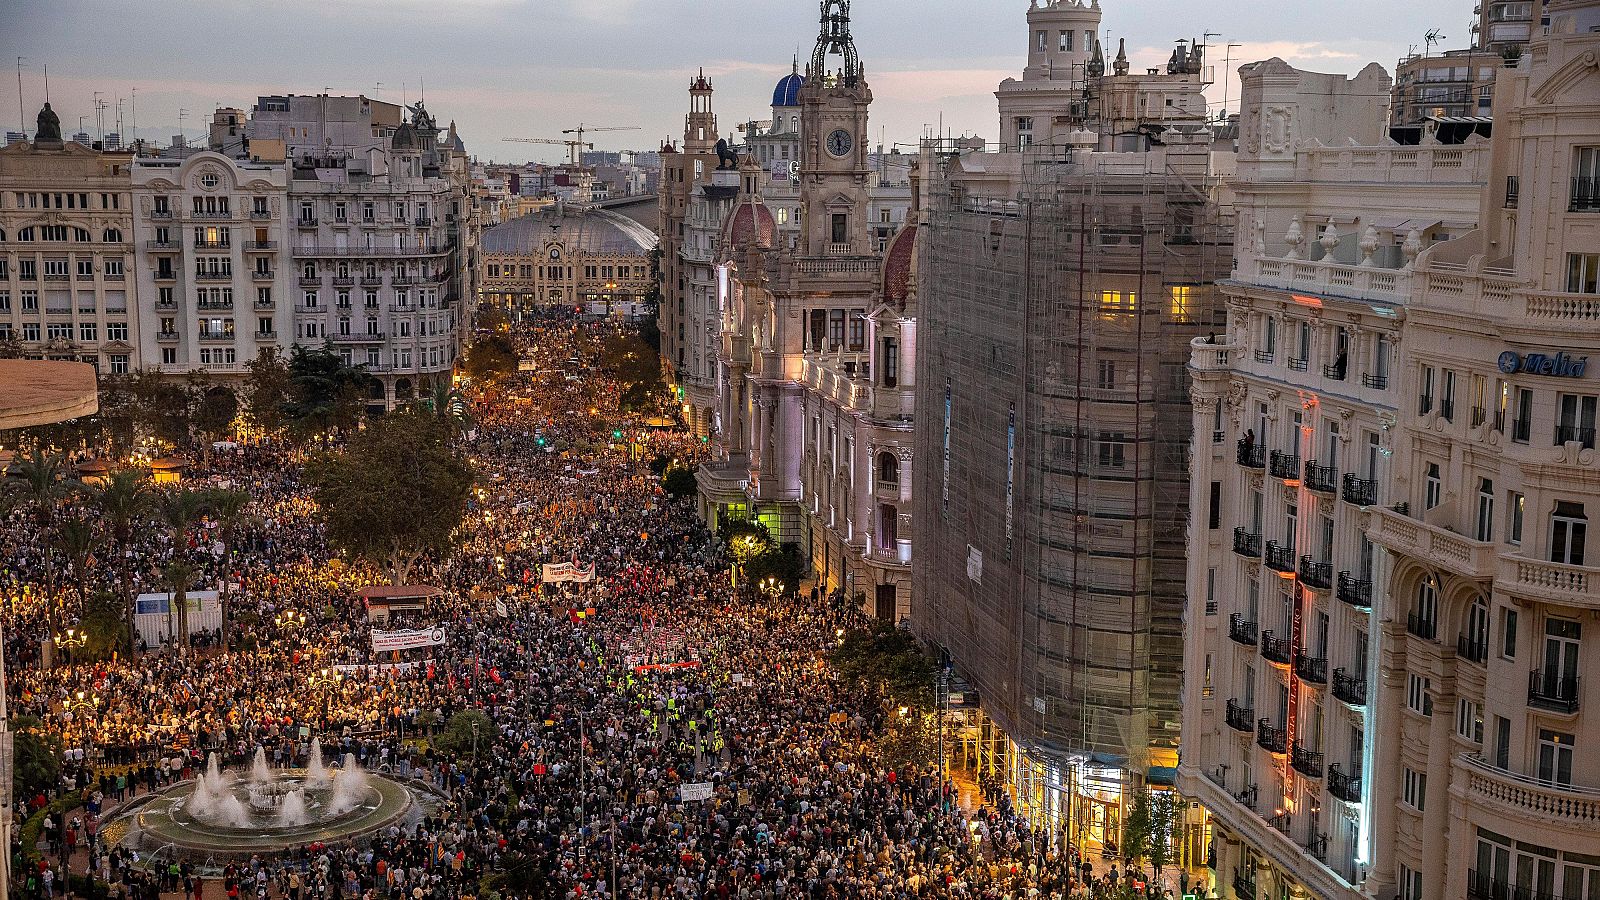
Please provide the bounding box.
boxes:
[2,0,1476,165]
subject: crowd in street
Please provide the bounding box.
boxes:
[1,315,1179,900]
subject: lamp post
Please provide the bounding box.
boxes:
[56,628,87,666]
[66,690,100,769]
[274,610,306,630]
[307,667,340,727]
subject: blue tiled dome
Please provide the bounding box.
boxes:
[772,72,805,107]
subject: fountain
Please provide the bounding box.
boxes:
[113,741,432,863]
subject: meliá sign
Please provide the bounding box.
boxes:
[1499,350,1589,378]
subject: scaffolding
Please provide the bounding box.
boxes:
[914,137,1234,832]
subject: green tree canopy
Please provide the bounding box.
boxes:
[433,709,494,758]
[306,408,475,585]
[284,343,372,437]
[830,621,936,713]
[463,334,519,383]
[244,347,293,434]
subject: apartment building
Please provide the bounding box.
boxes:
[1174,33,1600,897]
[130,150,293,378]
[246,95,479,406]
[0,121,138,372]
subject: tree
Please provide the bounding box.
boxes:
[76,591,128,662]
[1120,788,1180,877]
[193,384,240,445]
[243,347,293,435]
[86,469,154,650]
[53,515,97,601]
[10,716,61,805]
[202,488,252,640]
[661,465,698,499]
[306,409,475,585]
[744,542,806,591]
[830,621,936,713]
[153,489,208,652]
[433,709,494,759]
[284,344,372,438]
[6,449,80,658]
[422,383,474,437]
[127,370,197,447]
[876,712,938,772]
[463,335,518,383]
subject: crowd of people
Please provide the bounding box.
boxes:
[1,315,1187,900]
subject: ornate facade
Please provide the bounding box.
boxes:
[687,0,917,620]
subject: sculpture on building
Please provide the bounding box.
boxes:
[714,138,739,170]
[35,103,62,144]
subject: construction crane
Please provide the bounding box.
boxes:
[502,137,592,165]
[561,124,640,155]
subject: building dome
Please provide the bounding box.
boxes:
[724,197,777,249]
[881,224,917,309]
[772,71,806,108]
[391,122,418,151]
[481,206,659,255]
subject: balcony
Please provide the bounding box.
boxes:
[1228,614,1258,647]
[154,270,177,282]
[1328,764,1362,802]
[188,209,234,221]
[1368,504,1496,580]
[331,332,386,344]
[1556,424,1598,448]
[1460,753,1600,831]
[1290,743,1324,778]
[1294,651,1328,685]
[414,217,433,227]
[1233,871,1258,900]
[1236,440,1265,469]
[255,330,277,341]
[1467,870,1556,900]
[332,276,355,287]
[1287,356,1308,372]
[197,330,236,343]
[1499,556,1600,609]
[1260,631,1291,665]
[1305,831,1329,862]
[193,271,233,283]
[252,269,275,282]
[1361,373,1389,389]
[1529,670,1580,714]
[1336,573,1372,609]
[1234,783,1259,811]
[156,330,179,342]
[1407,613,1438,641]
[299,276,322,288]
[250,209,271,221]
[1225,699,1254,732]
[1322,360,1348,381]
[1265,541,1296,573]
[1268,451,1301,481]
[1571,177,1600,212]
[360,275,384,287]
[1254,349,1275,363]
[196,299,234,311]
[245,241,276,251]
[254,299,276,310]
[1458,633,1489,665]
[1332,668,1367,706]
[144,240,178,251]
[1304,461,1338,494]
[150,209,174,220]
[1342,474,1376,506]
[1256,720,1287,754]
[1232,528,1262,558]
[297,217,319,228]
[1189,337,1239,373]
[1298,556,1333,590]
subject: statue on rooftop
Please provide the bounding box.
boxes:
[35,103,61,144]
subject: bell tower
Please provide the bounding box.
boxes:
[798,0,872,256]
[685,70,717,153]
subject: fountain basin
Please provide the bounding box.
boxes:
[114,771,422,858]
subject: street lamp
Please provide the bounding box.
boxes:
[66,690,100,764]
[274,610,306,630]
[56,628,87,665]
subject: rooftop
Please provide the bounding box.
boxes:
[0,360,99,431]
[481,205,659,256]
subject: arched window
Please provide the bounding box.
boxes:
[17,227,34,241]
[0,228,6,242]
[878,451,899,486]
[103,227,123,243]
[72,227,91,242]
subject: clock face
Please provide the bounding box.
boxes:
[826,129,853,158]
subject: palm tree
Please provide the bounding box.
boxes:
[54,515,97,602]
[201,488,252,643]
[153,489,207,653]
[424,383,474,437]
[6,449,81,664]
[159,559,198,653]
[87,469,154,651]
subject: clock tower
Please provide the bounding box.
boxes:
[798,0,872,256]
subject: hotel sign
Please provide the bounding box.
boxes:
[1499,351,1588,378]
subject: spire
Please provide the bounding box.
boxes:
[1113,38,1130,76]
[1087,39,1105,78]
[810,0,861,87]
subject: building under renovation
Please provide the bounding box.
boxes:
[911,0,1235,853]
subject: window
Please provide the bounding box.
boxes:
[1097,432,1126,468]
[1170,285,1193,323]
[1568,253,1600,293]
[848,310,865,351]
[1494,716,1511,768]
[882,337,899,388]
[109,354,128,374]
[161,347,176,365]
[1556,393,1598,448]
[1420,365,1435,414]
[1100,291,1135,320]
[1015,117,1034,150]
[1402,768,1427,810]
[1511,387,1533,442]
[1573,147,1600,210]
[831,214,848,244]
[1537,729,1574,785]
[1058,29,1073,51]
[878,452,900,486]
[1502,607,1519,659]
[1037,29,1047,51]
[1097,359,1117,389]
[1262,316,1277,357]
[106,322,127,341]
[1442,369,1456,421]
[1477,478,1495,541]
[1208,481,1221,529]
[1552,501,1588,565]
[1457,698,1483,743]
[1508,491,1525,545]
[1425,462,1442,510]
[1399,865,1423,900]
[1407,673,1433,715]
[79,323,96,342]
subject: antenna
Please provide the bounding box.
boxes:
[15,57,26,137]
[42,63,48,103]
[1424,28,1446,57]
[178,108,188,148]
[130,87,137,148]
